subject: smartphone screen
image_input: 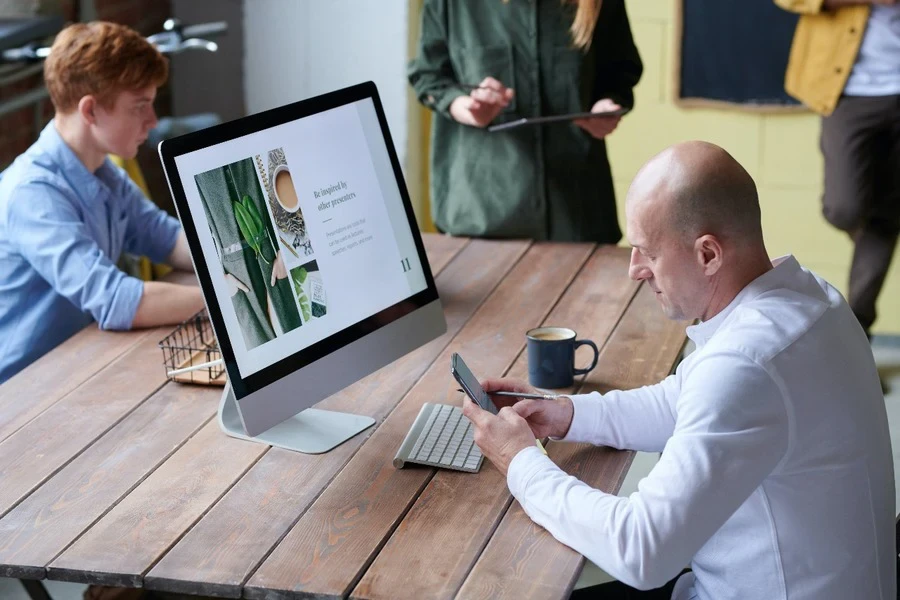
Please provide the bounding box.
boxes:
[451,353,498,415]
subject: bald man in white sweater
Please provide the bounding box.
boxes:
[464,141,895,599]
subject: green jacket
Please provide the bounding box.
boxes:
[408,0,642,242]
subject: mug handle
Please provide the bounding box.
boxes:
[573,339,599,376]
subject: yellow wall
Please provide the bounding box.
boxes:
[610,0,899,333]
[406,0,436,232]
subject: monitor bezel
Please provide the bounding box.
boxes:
[159,81,438,400]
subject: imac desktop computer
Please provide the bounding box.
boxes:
[158,81,446,454]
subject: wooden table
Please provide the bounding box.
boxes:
[0,235,686,600]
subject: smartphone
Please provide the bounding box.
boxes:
[451,353,498,416]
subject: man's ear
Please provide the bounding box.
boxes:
[78,95,97,126]
[694,234,723,277]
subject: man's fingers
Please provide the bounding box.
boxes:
[481,378,510,393]
[512,399,541,419]
[498,406,524,425]
[482,377,533,395]
[462,396,491,427]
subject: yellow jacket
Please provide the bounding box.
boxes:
[775,0,870,115]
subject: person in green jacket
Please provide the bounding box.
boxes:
[408,0,642,243]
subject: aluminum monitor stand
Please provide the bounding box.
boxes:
[218,382,375,454]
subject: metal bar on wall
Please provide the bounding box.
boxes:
[0,86,49,119]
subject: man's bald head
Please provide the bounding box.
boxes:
[627,141,763,246]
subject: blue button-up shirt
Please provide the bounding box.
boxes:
[0,122,180,383]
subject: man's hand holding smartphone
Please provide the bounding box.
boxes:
[481,377,575,440]
[461,395,539,476]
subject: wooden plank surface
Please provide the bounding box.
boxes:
[421,234,468,275]
[143,238,528,598]
[243,242,593,600]
[352,246,639,600]
[46,417,266,587]
[0,332,177,518]
[0,327,153,444]
[457,282,688,600]
[0,269,196,445]
[40,236,482,591]
[0,237,689,600]
[0,384,214,580]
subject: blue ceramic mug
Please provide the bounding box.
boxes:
[526,326,599,389]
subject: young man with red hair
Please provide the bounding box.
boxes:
[0,21,204,384]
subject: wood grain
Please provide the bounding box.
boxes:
[0,327,153,444]
[243,242,592,600]
[142,238,528,599]
[0,268,195,444]
[0,384,215,580]
[0,332,179,518]
[456,282,687,600]
[352,245,637,600]
[421,234,468,275]
[46,419,267,587]
[0,238,689,600]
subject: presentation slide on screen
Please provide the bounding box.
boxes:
[175,99,427,377]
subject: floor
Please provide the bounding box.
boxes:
[3,336,900,599]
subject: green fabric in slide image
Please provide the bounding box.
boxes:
[234,193,272,264]
[195,157,302,350]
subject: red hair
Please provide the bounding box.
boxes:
[44,21,168,113]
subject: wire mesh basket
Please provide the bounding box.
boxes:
[158,309,226,385]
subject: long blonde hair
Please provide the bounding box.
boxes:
[568,0,603,50]
[502,0,603,50]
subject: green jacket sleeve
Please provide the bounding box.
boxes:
[591,0,643,110]
[407,0,466,119]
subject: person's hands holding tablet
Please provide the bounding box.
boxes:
[574,98,624,139]
[485,100,629,133]
[449,77,515,128]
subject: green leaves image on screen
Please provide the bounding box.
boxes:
[233,194,274,264]
[291,267,312,321]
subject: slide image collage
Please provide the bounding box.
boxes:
[194,147,329,351]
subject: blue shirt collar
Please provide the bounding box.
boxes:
[35,121,118,201]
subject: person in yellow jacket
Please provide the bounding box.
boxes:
[776,0,899,337]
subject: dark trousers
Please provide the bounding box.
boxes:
[820,94,900,333]
[570,572,685,600]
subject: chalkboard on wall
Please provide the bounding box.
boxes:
[676,0,804,111]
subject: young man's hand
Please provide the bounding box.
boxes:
[449,77,514,128]
[462,397,538,476]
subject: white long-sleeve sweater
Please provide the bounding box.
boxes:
[507,256,895,599]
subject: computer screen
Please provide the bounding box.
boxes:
[159,82,445,445]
